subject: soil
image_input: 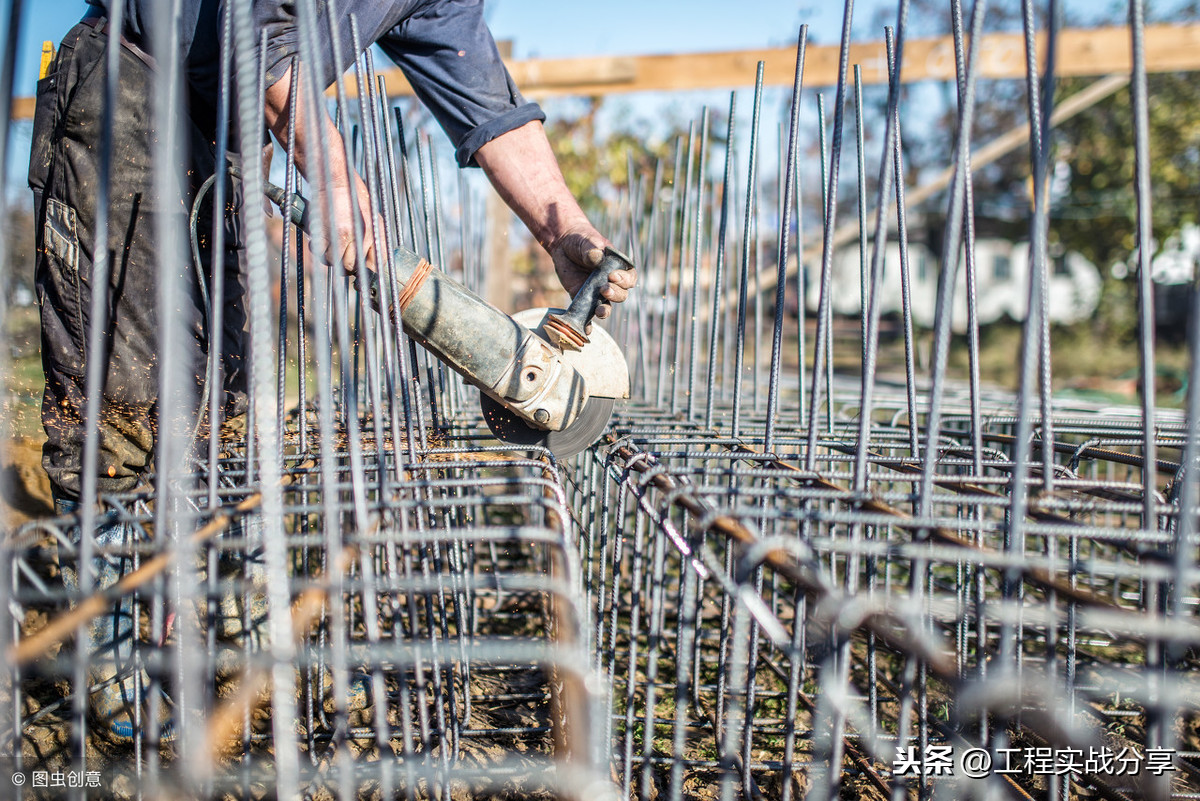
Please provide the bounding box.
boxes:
[3,436,54,528]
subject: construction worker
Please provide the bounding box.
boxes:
[28,0,636,743]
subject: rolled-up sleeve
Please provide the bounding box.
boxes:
[254,0,305,92]
[377,0,545,168]
[253,1,402,103]
[249,0,543,168]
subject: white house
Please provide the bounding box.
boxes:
[1148,223,1199,286]
[806,236,1103,332]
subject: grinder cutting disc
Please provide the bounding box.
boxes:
[479,307,627,459]
[480,393,614,459]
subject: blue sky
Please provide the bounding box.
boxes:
[3,1,882,200]
[5,1,865,98]
[8,0,1195,98]
[484,0,844,59]
[8,0,1186,203]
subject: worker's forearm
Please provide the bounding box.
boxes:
[475,119,636,310]
[474,121,597,250]
[262,67,375,273]
[262,68,354,190]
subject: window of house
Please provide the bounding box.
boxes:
[993,253,1011,281]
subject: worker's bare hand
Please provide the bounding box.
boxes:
[549,227,637,320]
[328,175,383,275]
[264,68,383,276]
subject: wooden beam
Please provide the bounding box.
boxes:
[11,23,1200,120]
[11,96,34,121]
[357,22,1200,100]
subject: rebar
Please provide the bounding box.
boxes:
[4,0,1200,799]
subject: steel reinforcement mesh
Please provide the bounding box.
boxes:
[2,0,1200,799]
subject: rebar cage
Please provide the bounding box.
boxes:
[2,0,1199,799]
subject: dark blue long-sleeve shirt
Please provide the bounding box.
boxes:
[85,0,544,166]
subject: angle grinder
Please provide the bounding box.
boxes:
[258,178,632,458]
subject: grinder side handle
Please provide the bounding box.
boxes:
[555,247,636,335]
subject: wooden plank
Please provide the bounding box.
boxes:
[10,96,34,121]
[11,23,1200,120]
[515,55,637,89]
[353,22,1200,99]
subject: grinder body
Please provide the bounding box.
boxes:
[256,176,630,453]
[383,249,601,437]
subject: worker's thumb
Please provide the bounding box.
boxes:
[560,232,604,271]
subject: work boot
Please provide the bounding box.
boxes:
[56,498,176,745]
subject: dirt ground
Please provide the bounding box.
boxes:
[3,435,54,527]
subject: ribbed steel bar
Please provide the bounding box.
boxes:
[4,0,1200,799]
[732,63,765,441]
[764,28,806,454]
[706,92,737,431]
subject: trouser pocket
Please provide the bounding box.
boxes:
[37,197,88,377]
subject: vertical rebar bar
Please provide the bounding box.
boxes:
[764,28,807,454]
[732,63,765,440]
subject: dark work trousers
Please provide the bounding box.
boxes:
[29,18,249,502]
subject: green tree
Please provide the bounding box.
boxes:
[875,0,1200,343]
[543,97,709,221]
[1054,73,1200,270]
